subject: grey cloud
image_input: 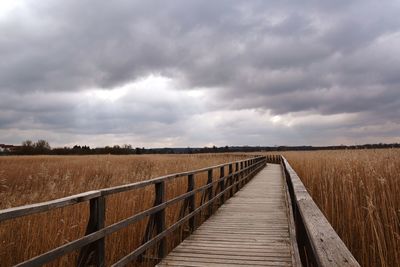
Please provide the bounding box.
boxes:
[1,0,400,146]
[0,82,204,140]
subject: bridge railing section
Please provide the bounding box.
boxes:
[0,156,266,267]
[266,155,360,267]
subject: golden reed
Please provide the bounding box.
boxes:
[281,149,400,267]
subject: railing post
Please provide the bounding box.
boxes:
[240,162,244,188]
[155,181,166,259]
[228,164,233,197]
[248,160,252,180]
[248,159,253,177]
[235,162,239,192]
[219,166,225,205]
[207,169,213,217]
[187,174,195,232]
[244,161,248,183]
[247,160,250,178]
[77,196,105,267]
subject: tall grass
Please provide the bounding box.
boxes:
[3,150,397,266]
[282,149,400,267]
[0,154,246,266]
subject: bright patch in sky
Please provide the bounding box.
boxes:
[87,88,128,102]
[0,1,22,18]
[271,115,282,124]
[85,75,173,102]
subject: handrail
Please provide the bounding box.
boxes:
[0,191,101,221]
[0,155,267,267]
[0,156,262,222]
[265,155,360,267]
[112,162,265,267]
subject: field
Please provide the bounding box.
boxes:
[0,154,247,266]
[1,150,399,267]
[282,149,400,267]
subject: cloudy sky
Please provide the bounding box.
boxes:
[1,0,399,148]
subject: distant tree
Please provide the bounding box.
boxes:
[34,139,51,154]
[22,140,33,147]
[20,140,34,154]
[35,139,50,149]
[123,144,132,149]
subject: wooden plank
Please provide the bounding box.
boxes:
[188,232,289,237]
[176,245,290,253]
[185,237,290,243]
[159,258,292,266]
[281,163,302,266]
[14,228,107,267]
[158,261,288,267]
[167,255,290,264]
[167,252,293,262]
[172,247,292,257]
[189,232,290,238]
[0,190,101,221]
[176,241,291,249]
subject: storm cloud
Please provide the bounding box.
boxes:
[0,0,399,147]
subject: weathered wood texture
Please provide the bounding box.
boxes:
[158,164,296,267]
[281,156,360,267]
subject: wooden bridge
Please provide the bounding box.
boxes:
[0,155,360,267]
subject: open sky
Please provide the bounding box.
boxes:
[1,1,399,147]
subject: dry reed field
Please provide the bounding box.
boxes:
[0,154,247,266]
[2,150,399,267]
[282,149,400,267]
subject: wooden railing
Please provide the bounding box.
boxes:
[265,155,360,267]
[0,156,266,267]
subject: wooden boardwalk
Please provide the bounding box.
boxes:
[1,156,360,266]
[158,163,296,267]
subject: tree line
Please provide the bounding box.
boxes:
[1,140,399,155]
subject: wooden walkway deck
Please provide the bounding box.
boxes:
[158,163,296,267]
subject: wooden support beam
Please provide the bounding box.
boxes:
[78,196,105,267]
[235,162,240,193]
[187,174,195,233]
[228,164,233,198]
[219,166,225,205]
[155,181,167,259]
[207,169,213,217]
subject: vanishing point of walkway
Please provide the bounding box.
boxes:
[158,163,296,267]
